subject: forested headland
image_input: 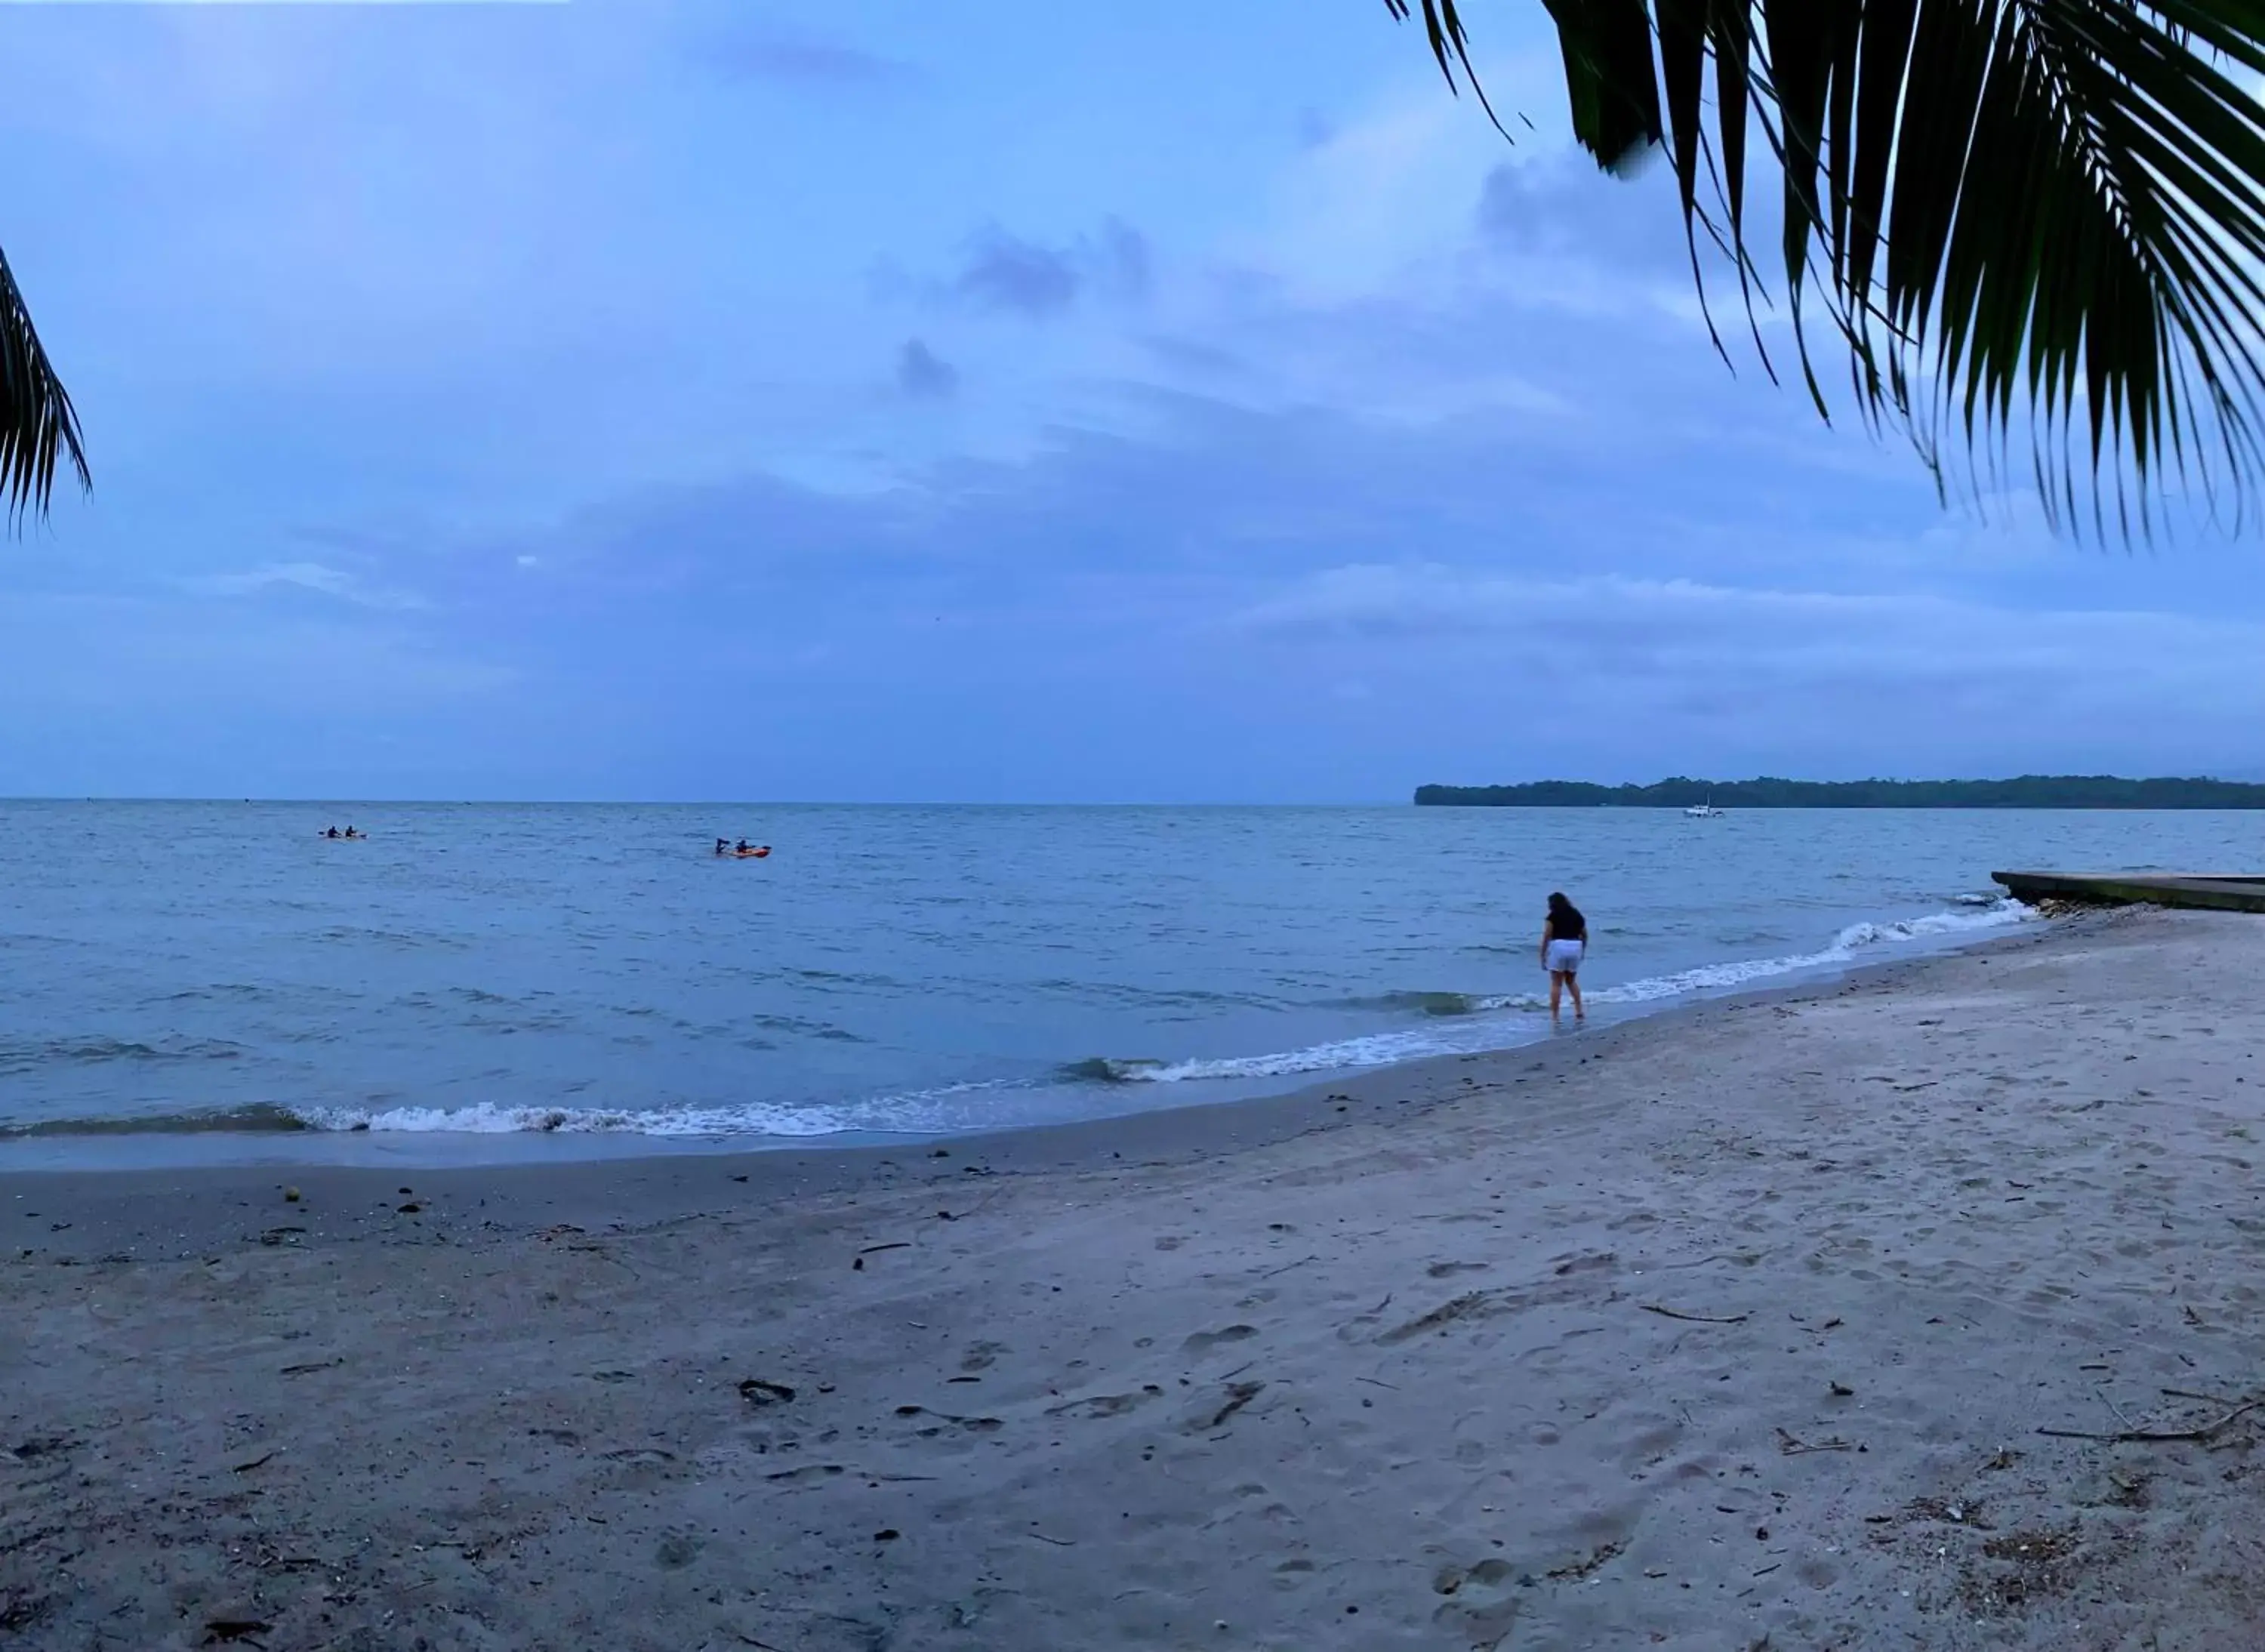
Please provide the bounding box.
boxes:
[1413,777,2265,809]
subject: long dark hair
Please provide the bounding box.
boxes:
[1547,891,1575,920]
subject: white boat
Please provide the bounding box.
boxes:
[1684,792,1724,818]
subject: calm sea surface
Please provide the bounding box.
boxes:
[0,803,2253,1160]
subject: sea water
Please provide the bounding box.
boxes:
[0,802,2252,1154]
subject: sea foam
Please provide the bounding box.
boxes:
[1081,898,2035,1087]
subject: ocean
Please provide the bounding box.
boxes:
[0,802,2251,1161]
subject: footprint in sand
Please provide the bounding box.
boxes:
[960,1341,1007,1372]
[1182,1324,1257,1356]
[1432,1558,1521,1644]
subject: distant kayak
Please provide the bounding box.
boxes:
[735,848,771,859]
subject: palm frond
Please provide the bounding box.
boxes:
[0,245,87,525]
[1391,0,2265,535]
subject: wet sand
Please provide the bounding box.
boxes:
[6,908,2265,1650]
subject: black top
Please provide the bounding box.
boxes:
[1547,902,1586,942]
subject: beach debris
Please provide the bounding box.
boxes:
[1381,1291,1499,1343]
[257,1227,305,1247]
[1641,1304,1750,1325]
[2165,1386,2242,1406]
[1961,1524,2084,1617]
[396,1202,422,1214]
[1028,1530,1075,1547]
[1545,1541,1622,1582]
[858,1241,911,1256]
[230,1450,277,1474]
[1775,1428,1851,1455]
[1983,1449,2022,1471]
[279,1358,343,1376]
[874,1529,900,1543]
[1829,1381,1856,1397]
[738,1378,796,1407]
[2105,1470,2152,1508]
[282,1187,300,1204]
[1195,1381,1265,1432]
[2038,1395,2265,1444]
[202,1620,273,1647]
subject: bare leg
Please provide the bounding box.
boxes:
[1567,973,1584,1022]
[1549,972,1563,1024]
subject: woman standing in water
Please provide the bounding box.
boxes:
[1540,891,1586,1025]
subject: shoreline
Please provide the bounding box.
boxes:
[13,905,2265,1650]
[0,896,2044,1179]
[0,912,2082,1260]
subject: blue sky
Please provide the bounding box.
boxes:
[2,0,2263,800]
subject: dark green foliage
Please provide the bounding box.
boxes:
[0,248,85,523]
[1388,1,2265,532]
[1414,775,2265,807]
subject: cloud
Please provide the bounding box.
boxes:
[704,31,906,87]
[945,217,1151,319]
[895,337,960,399]
[1223,562,2265,757]
[1139,334,1247,378]
[954,229,1080,317]
[182,562,423,610]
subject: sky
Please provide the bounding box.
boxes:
[1,0,2263,801]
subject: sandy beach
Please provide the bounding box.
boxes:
[7,908,2265,1650]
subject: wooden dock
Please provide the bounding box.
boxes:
[1993,871,2265,913]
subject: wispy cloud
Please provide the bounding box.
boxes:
[704,30,908,88]
[183,562,424,610]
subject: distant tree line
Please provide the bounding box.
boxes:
[1413,776,2265,810]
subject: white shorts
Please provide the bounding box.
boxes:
[1545,938,1585,975]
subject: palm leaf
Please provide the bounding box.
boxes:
[0,245,87,524]
[1391,0,2265,533]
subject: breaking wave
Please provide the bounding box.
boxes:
[1069,898,2036,1086]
